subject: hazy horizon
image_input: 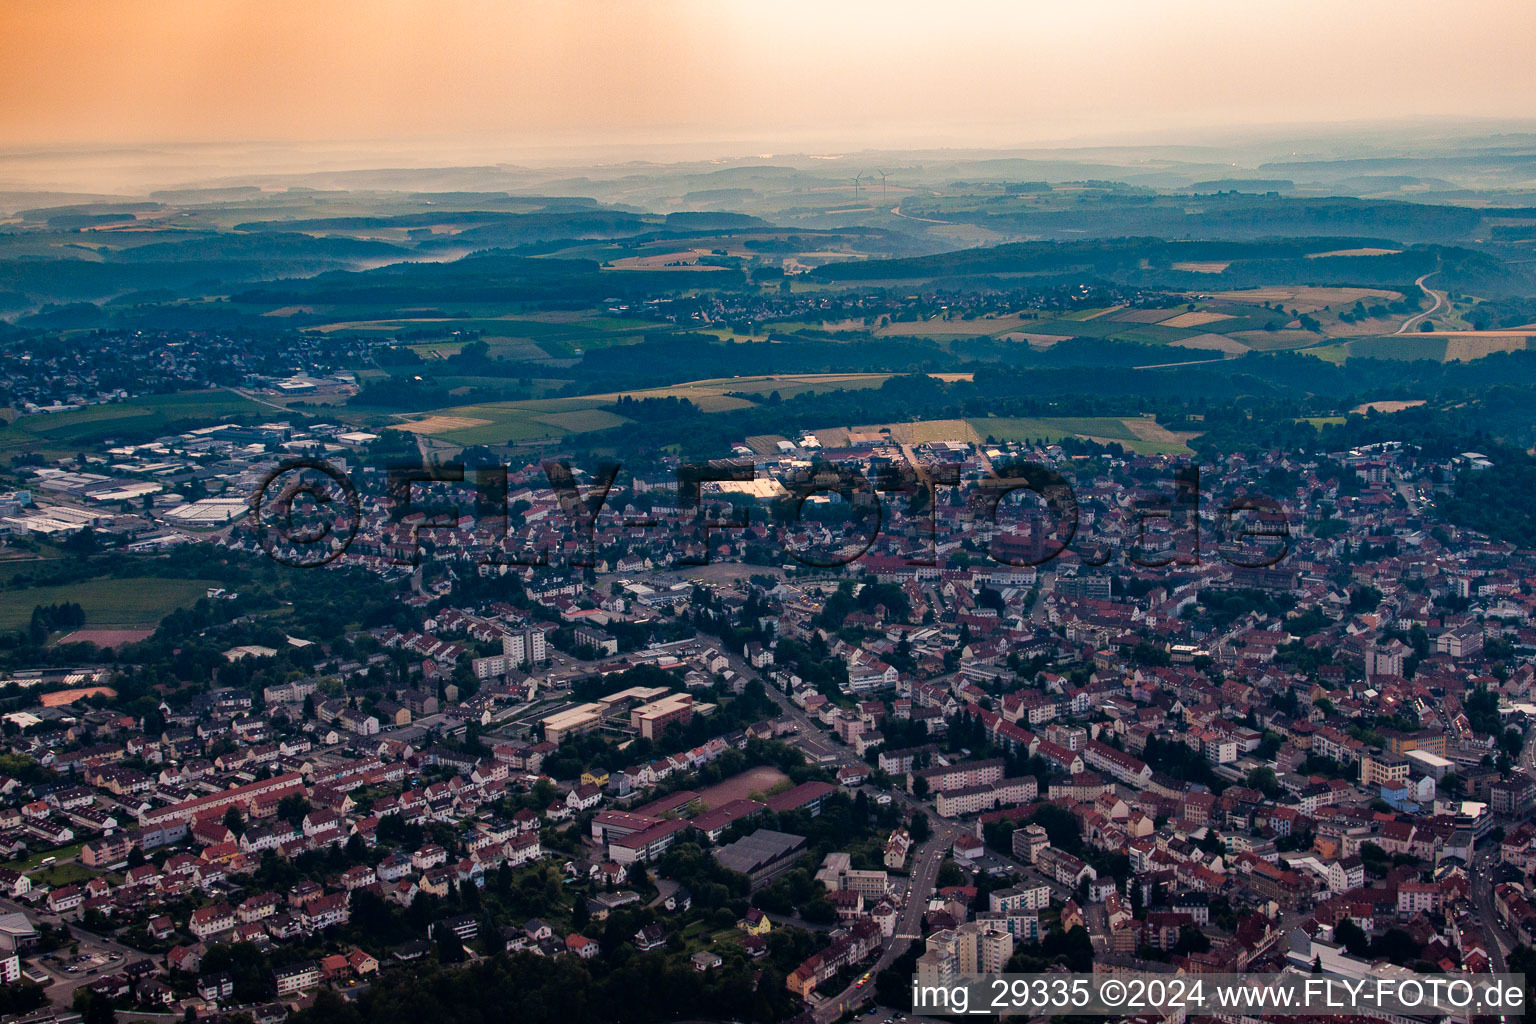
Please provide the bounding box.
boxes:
[5,117,1536,197]
[4,0,1536,193]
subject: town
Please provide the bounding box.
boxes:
[0,392,1532,1024]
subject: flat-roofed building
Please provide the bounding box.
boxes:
[542,703,604,743]
[1404,749,1455,781]
[713,829,807,888]
[608,818,689,865]
[631,693,694,740]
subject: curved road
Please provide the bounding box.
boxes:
[889,206,950,225]
[1394,272,1445,334]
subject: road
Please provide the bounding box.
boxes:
[1470,847,1512,974]
[1394,272,1445,335]
[715,640,968,1020]
[0,895,149,1006]
[812,823,960,1024]
[889,206,950,225]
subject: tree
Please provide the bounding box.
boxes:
[909,811,931,843]
[277,794,311,826]
[801,898,836,924]
[75,991,115,1024]
[222,806,246,838]
[1502,728,1524,761]
[1335,918,1369,957]
[1245,766,1282,798]
[1174,925,1211,955]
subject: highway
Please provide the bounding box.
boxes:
[1394,272,1445,335]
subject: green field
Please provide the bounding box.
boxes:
[395,373,919,446]
[0,577,218,631]
[969,416,1139,442]
[0,390,266,458]
[967,415,1195,455]
[316,314,649,361]
[1346,336,1449,361]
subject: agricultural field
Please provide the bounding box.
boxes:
[808,415,1196,455]
[968,415,1197,454]
[1350,400,1426,415]
[314,312,651,362]
[1208,286,1402,314]
[1345,332,1535,362]
[394,373,950,446]
[872,313,1049,338]
[0,576,218,632]
[606,249,730,271]
[0,390,267,458]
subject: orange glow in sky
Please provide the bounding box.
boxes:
[2,0,1535,151]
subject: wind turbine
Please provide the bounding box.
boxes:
[876,170,890,200]
[851,172,864,198]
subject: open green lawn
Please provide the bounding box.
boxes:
[2,842,83,873]
[28,862,96,886]
[0,390,266,458]
[0,576,218,631]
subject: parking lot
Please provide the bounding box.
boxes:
[39,947,123,976]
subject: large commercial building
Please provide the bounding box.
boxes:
[608,818,690,865]
[713,829,807,888]
[631,692,695,740]
[541,703,605,743]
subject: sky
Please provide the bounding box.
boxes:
[3,0,1536,156]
